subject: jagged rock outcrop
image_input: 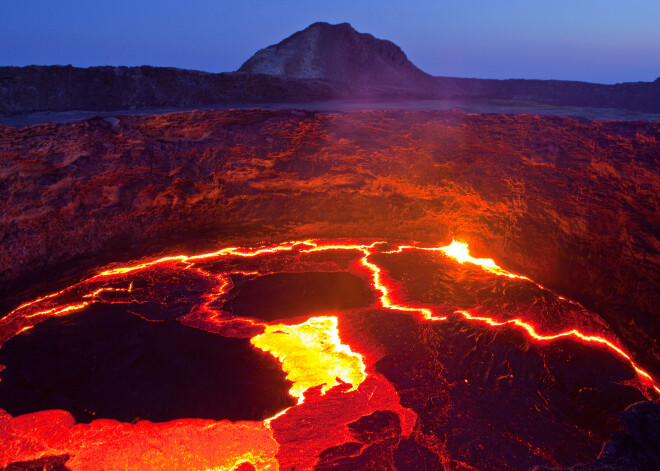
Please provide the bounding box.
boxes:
[534,402,660,471]
[238,22,437,92]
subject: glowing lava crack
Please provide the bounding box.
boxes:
[0,238,658,470]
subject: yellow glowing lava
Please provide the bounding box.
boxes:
[386,240,530,281]
[439,240,529,279]
[250,316,366,402]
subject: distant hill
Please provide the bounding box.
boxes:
[1,22,659,116]
[239,22,660,113]
[238,22,437,92]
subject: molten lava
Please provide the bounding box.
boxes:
[0,238,657,470]
[439,240,529,279]
[251,316,367,402]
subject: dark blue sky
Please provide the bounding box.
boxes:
[2,0,659,84]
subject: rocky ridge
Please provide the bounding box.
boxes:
[1,23,659,115]
[0,65,343,115]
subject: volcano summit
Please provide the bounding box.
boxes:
[238,22,437,92]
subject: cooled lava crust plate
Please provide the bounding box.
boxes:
[0,239,657,470]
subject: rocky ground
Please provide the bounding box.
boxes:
[0,109,658,381]
[535,402,660,470]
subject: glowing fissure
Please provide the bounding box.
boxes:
[360,250,442,321]
[3,239,658,397]
[83,282,134,299]
[206,450,277,471]
[1,237,659,470]
[24,302,90,320]
[438,241,528,279]
[409,241,658,394]
[301,241,442,320]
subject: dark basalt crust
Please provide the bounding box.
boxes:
[0,305,296,423]
[0,454,71,471]
[368,309,645,469]
[223,272,373,321]
[533,401,660,471]
[0,455,70,471]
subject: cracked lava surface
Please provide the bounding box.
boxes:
[0,239,658,470]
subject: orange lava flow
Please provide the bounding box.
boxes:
[0,410,279,471]
[301,241,442,320]
[1,238,659,469]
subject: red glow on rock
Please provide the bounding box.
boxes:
[0,238,657,469]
